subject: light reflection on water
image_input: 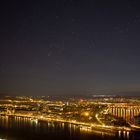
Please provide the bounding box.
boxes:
[0,116,139,140]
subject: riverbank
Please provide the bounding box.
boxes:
[0,113,133,133]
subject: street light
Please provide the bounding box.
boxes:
[84,112,90,117]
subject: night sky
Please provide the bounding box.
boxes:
[1,0,140,96]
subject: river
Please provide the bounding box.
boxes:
[0,116,140,140]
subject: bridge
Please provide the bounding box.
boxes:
[107,103,140,120]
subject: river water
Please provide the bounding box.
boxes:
[0,116,140,140]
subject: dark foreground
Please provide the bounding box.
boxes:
[0,116,140,140]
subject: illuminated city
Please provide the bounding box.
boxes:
[1,0,140,139]
[0,95,140,139]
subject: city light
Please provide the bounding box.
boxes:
[0,96,140,134]
[84,112,90,117]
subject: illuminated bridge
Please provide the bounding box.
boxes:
[107,103,140,120]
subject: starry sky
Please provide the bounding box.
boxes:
[1,0,140,96]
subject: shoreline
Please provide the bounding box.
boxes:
[0,113,133,133]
